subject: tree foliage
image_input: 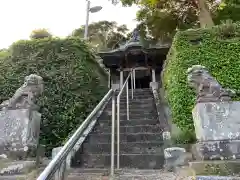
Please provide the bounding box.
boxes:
[162,23,240,142]
[0,38,108,154]
[136,4,199,42]
[214,0,240,24]
[72,21,129,50]
[116,0,239,42]
[30,28,52,39]
[117,0,215,27]
[0,49,9,60]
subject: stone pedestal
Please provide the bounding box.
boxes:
[192,101,240,160]
[164,147,187,171]
[0,108,41,159]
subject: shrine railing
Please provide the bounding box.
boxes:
[116,69,134,169]
[37,90,114,180]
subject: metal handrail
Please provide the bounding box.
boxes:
[37,89,114,180]
[110,91,115,177]
[116,70,134,169]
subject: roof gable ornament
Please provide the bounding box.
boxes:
[131,28,140,42]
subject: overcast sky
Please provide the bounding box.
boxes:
[0,0,139,48]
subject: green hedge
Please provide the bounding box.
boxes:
[0,37,108,155]
[162,23,240,143]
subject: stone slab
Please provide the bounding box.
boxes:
[192,102,240,141]
[193,140,240,160]
[0,160,35,175]
[195,176,240,180]
[73,154,164,169]
[0,175,26,180]
[0,109,41,158]
[189,160,240,176]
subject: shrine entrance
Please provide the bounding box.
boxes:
[123,67,152,89]
[135,75,151,89]
[98,27,170,90]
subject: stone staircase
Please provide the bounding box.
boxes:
[70,88,165,178]
[3,88,240,179]
[0,88,167,179]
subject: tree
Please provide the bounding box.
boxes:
[115,0,216,28]
[0,48,9,60]
[72,21,128,50]
[30,28,52,39]
[111,0,232,43]
[135,5,198,42]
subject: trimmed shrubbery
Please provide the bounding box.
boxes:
[0,37,108,154]
[163,23,240,143]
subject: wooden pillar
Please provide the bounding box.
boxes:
[120,70,123,89]
[108,69,111,88]
[152,69,156,82]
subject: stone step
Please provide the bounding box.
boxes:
[67,168,110,180]
[69,168,109,174]
[114,169,193,180]
[117,110,157,116]
[119,95,153,99]
[67,174,106,180]
[120,96,153,100]
[115,174,174,180]
[107,100,154,107]
[68,168,169,176]
[82,141,164,154]
[117,96,154,101]
[119,98,154,103]
[100,111,156,118]
[67,168,109,180]
[108,101,155,109]
[98,117,159,122]
[98,119,159,126]
[118,95,153,99]
[105,104,155,111]
[72,154,165,169]
[116,88,151,93]
[68,174,176,180]
[120,104,155,110]
[117,103,154,108]
[104,108,156,114]
[87,133,163,143]
[67,170,240,180]
[92,125,162,134]
[99,114,158,121]
[103,108,156,114]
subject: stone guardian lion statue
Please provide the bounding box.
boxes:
[187,65,234,103]
[0,74,44,110]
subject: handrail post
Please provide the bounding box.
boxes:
[110,93,115,177]
[126,80,129,121]
[116,72,131,170]
[130,71,133,99]
[117,96,120,169]
[54,160,66,180]
[133,69,136,89]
